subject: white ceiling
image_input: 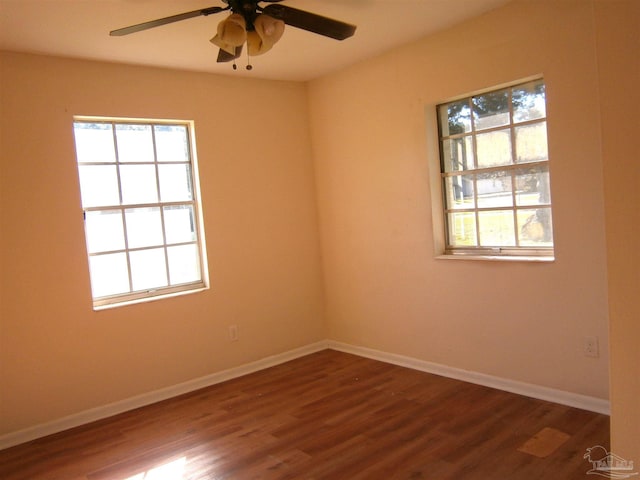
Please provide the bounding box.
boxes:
[0,0,510,82]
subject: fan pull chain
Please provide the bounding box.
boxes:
[229,46,252,71]
[246,48,253,70]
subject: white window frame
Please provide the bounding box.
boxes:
[435,79,554,260]
[73,117,209,309]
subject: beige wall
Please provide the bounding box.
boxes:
[594,0,640,461]
[1,0,637,458]
[0,53,326,435]
[308,0,610,400]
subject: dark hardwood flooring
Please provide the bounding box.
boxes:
[0,349,609,479]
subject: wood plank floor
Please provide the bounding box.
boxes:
[0,350,609,479]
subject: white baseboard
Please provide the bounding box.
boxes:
[326,340,610,416]
[0,341,329,450]
[1,339,609,450]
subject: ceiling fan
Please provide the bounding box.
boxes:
[110,0,357,69]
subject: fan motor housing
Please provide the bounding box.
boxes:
[225,0,260,30]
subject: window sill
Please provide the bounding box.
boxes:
[93,285,208,311]
[436,254,555,263]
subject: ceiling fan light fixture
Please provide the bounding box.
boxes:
[110,1,357,69]
[247,14,285,56]
[210,13,247,54]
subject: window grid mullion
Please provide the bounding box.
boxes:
[472,175,480,247]
[442,117,544,141]
[149,125,172,287]
[507,90,521,247]
[112,122,125,207]
[440,160,549,178]
[83,199,196,213]
[444,202,552,214]
[120,208,134,294]
[87,240,198,258]
[511,170,520,247]
[156,125,174,286]
[469,98,481,246]
[112,123,134,293]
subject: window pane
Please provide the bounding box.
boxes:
[444,175,474,209]
[115,124,155,163]
[125,207,164,249]
[78,165,120,207]
[168,244,201,285]
[85,210,125,253]
[515,122,548,163]
[74,118,207,306]
[518,208,553,246]
[473,90,510,130]
[164,205,196,244]
[155,125,189,162]
[515,165,551,206]
[120,165,158,204]
[74,123,116,163]
[158,164,193,202]
[437,80,552,255]
[439,100,472,136]
[130,248,168,291]
[441,137,474,172]
[476,171,513,208]
[89,253,129,298]
[476,129,512,168]
[478,210,516,246]
[512,80,546,123]
[447,212,477,246]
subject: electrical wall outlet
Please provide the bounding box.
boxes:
[583,336,599,358]
[228,324,239,342]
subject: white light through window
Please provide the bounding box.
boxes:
[73,118,208,308]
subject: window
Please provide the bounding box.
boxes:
[437,79,553,258]
[73,118,208,308]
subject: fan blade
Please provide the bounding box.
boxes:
[262,4,356,40]
[110,6,227,36]
[217,45,243,63]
